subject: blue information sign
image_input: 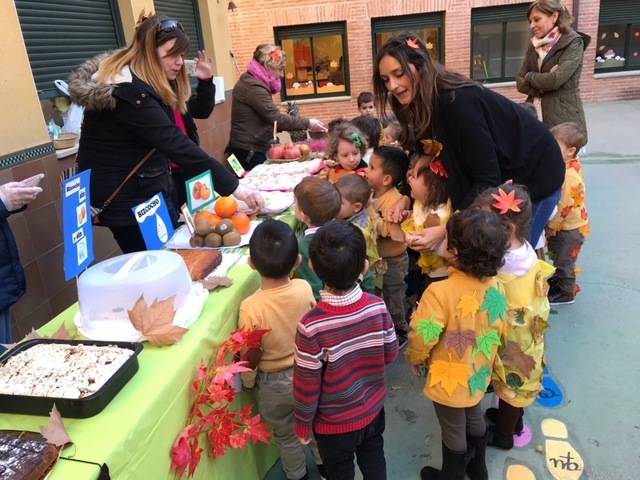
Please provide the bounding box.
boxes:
[62,170,94,280]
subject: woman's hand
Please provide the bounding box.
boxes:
[194,50,214,80]
[308,119,327,133]
[0,182,42,212]
[233,184,265,213]
[405,225,446,251]
[385,195,411,223]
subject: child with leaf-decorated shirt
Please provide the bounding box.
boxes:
[472,185,555,451]
[406,209,509,480]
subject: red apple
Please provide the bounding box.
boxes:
[283,144,301,159]
[268,145,284,159]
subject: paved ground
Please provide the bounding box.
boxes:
[266,99,640,480]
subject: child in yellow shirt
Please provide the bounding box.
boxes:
[547,122,590,305]
[239,219,325,480]
[472,184,554,451]
[406,209,509,479]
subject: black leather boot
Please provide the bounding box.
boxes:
[420,443,466,480]
[465,431,489,480]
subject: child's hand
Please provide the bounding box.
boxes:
[297,435,312,445]
[389,223,405,242]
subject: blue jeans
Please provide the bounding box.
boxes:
[529,189,561,247]
[0,309,11,346]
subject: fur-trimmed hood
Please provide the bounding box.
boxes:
[68,52,133,111]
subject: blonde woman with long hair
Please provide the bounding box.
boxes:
[69,15,263,253]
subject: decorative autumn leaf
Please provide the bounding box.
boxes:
[456,293,480,319]
[570,185,585,206]
[501,341,536,377]
[444,328,476,358]
[40,404,72,447]
[560,205,572,218]
[1,328,45,351]
[568,158,581,173]
[491,188,524,214]
[535,273,550,297]
[507,308,529,327]
[229,328,271,353]
[472,329,501,360]
[569,245,581,258]
[416,313,443,344]
[580,208,588,221]
[127,295,186,347]
[199,276,233,291]
[212,361,252,386]
[429,158,448,178]
[245,413,272,444]
[406,37,420,49]
[573,283,581,296]
[420,138,443,157]
[468,364,491,395]
[579,223,591,237]
[531,316,548,344]
[51,323,73,340]
[480,287,507,325]
[428,355,472,396]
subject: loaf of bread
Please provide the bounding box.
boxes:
[173,249,222,281]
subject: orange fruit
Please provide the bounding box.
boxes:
[231,213,251,235]
[214,196,238,218]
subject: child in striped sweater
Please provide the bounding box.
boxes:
[294,220,398,480]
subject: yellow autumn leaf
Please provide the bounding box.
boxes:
[579,224,591,237]
[456,293,480,319]
[428,358,472,396]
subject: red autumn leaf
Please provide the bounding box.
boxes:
[560,205,573,218]
[429,159,448,178]
[491,188,524,214]
[239,404,253,422]
[568,159,581,172]
[573,283,581,296]
[213,361,251,386]
[570,245,581,258]
[206,383,235,404]
[245,414,272,444]
[580,208,588,221]
[501,341,536,377]
[40,404,72,447]
[269,48,282,62]
[127,295,187,347]
[171,428,193,477]
[406,37,420,49]
[187,439,203,477]
[228,432,249,449]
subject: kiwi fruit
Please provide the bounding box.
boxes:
[189,234,205,247]
[204,232,223,248]
[222,231,241,246]
[195,219,213,236]
[214,219,234,236]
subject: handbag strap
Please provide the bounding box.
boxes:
[100,148,156,210]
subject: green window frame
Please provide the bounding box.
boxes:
[15,0,125,99]
[471,3,531,83]
[594,0,640,72]
[153,0,205,61]
[274,22,350,101]
[371,12,444,64]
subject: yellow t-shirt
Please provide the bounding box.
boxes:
[238,279,315,373]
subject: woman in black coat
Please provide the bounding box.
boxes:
[373,33,565,249]
[0,181,42,343]
[69,16,263,253]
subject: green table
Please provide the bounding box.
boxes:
[0,262,279,479]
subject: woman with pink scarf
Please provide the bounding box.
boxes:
[227,44,327,170]
[517,0,590,142]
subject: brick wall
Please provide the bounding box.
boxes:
[229,0,640,123]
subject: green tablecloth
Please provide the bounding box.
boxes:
[0,262,279,479]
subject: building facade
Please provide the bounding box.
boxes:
[229,0,640,120]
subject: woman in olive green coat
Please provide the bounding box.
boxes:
[516,0,590,142]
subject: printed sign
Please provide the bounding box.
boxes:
[226,153,246,178]
[185,171,216,213]
[132,193,174,250]
[62,170,94,280]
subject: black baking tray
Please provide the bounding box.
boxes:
[0,339,143,418]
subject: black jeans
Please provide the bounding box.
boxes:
[108,225,147,253]
[315,409,387,480]
[225,146,267,171]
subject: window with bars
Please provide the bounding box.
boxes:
[471,4,531,83]
[594,0,640,72]
[274,22,349,100]
[15,0,125,99]
[153,0,205,61]
[371,13,444,64]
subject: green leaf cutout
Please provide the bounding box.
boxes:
[472,329,501,360]
[416,313,443,345]
[480,287,507,325]
[468,364,491,395]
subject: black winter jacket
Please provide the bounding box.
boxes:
[0,200,25,312]
[432,85,565,210]
[69,54,238,227]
